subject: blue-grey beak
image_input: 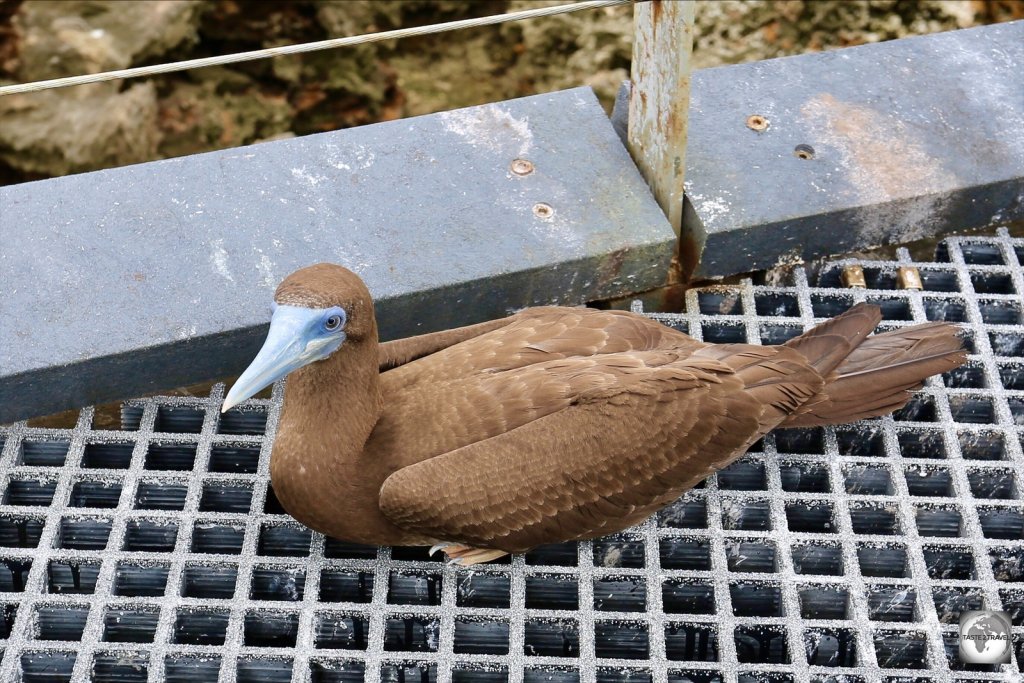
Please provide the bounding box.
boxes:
[222,305,342,412]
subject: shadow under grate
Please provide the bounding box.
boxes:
[1,230,1023,682]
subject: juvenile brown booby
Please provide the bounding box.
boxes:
[223,264,966,565]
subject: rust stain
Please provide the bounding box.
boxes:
[800,93,957,203]
[651,0,663,36]
[131,272,147,282]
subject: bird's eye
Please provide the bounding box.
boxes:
[324,315,343,331]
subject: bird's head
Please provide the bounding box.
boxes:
[222,263,374,412]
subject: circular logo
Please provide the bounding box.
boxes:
[959,610,1011,664]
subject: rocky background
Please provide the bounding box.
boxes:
[0,0,1021,185]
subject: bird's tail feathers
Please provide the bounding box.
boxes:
[781,313,966,428]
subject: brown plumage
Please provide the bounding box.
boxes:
[229,263,967,564]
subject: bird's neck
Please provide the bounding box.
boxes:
[269,337,391,541]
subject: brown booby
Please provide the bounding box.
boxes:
[222,264,966,565]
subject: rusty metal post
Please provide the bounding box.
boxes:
[627,0,695,240]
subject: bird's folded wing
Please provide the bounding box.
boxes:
[378,360,773,552]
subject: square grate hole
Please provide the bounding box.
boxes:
[593,577,646,612]
[209,444,261,473]
[457,573,510,609]
[966,466,1015,499]
[315,612,369,649]
[977,507,1024,539]
[664,622,718,662]
[56,516,111,550]
[199,482,253,513]
[933,587,984,623]
[924,546,976,580]
[183,563,237,599]
[894,395,937,422]
[867,586,918,622]
[123,519,178,552]
[898,429,947,459]
[958,430,1007,460]
[721,499,771,531]
[19,439,70,466]
[659,497,708,528]
[949,395,996,423]
[47,561,100,595]
[734,625,788,663]
[811,294,854,318]
[836,427,885,457]
[857,544,909,579]
[943,362,987,388]
[82,441,134,469]
[914,505,963,537]
[245,610,299,647]
[321,569,375,604]
[991,331,1024,356]
[593,537,645,568]
[21,652,76,683]
[259,523,312,557]
[384,617,440,653]
[662,580,715,615]
[799,586,849,620]
[144,443,197,471]
[990,546,1024,582]
[780,462,831,493]
[388,571,442,605]
[165,656,222,683]
[237,658,293,683]
[866,296,912,321]
[904,465,955,497]
[696,291,743,316]
[998,362,1024,389]
[971,271,1015,294]
[754,292,799,317]
[218,407,269,435]
[35,604,89,641]
[4,479,57,506]
[134,480,187,510]
[701,322,746,343]
[978,298,1023,324]
[454,619,511,655]
[595,621,648,659]
[251,567,306,601]
[191,522,245,554]
[524,620,579,657]
[0,517,44,548]
[724,539,777,573]
[923,296,968,322]
[526,574,579,611]
[154,406,205,433]
[0,559,32,592]
[760,324,803,345]
[786,502,835,533]
[102,607,158,643]
[843,465,893,495]
[873,631,927,669]
[804,628,857,667]
[849,503,900,535]
[69,480,122,508]
[730,582,782,617]
[93,652,149,683]
[775,428,825,454]
[174,608,229,645]
[716,461,766,490]
[791,543,843,576]
[960,242,1006,264]
[113,563,168,597]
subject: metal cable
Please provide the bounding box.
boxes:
[0,0,635,97]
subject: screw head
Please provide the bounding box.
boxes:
[532,203,554,219]
[511,158,534,176]
[746,114,769,132]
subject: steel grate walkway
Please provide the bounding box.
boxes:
[0,229,1022,683]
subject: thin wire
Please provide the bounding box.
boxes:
[0,0,635,97]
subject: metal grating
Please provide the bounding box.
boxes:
[0,229,1022,683]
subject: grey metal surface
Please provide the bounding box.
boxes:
[0,230,1021,682]
[0,87,675,424]
[612,21,1024,280]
